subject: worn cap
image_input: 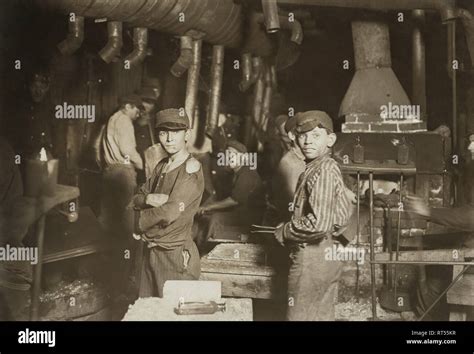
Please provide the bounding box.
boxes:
[226,140,247,153]
[284,115,298,133]
[136,87,157,103]
[295,110,334,134]
[119,94,144,110]
[156,108,190,130]
[143,77,161,98]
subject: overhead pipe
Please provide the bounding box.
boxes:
[57,15,84,55]
[37,0,242,48]
[261,65,273,133]
[262,0,280,33]
[412,10,426,121]
[185,39,202,128]
[240,55,263,92]
[171,36,194,78]
[124,27,148,67]
[254,13,303,45]
[270,64,278,89]
[275,0,456,22]
[99,21,123,63]
[206,45,225,138]
[239,53,252,92]
[250,64,266,150]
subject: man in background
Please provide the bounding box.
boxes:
[101,94,144,297]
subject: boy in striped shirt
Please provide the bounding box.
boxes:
[274,110,354,321]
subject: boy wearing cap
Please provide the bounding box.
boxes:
[132,108,204,297]
[197,140,265,241]
[274,110,354,321]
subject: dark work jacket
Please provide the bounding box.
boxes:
[133,155,204,250]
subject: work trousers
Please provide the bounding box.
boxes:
[287,237,342,321]
[139,237,200,298]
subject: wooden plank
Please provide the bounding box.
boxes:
[199,272,276,299]
[201,259,276,276]
[205,243,268,264]
[375,249,467,262]
[447,274,474,306]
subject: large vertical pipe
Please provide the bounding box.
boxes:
[262,0,280,33]
[412,10,426,121]
[250,65,266,150]
[185,39,202,128]
[206,45,225,137]
[261,65,273,133]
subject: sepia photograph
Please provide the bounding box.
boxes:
[0,0,473,351]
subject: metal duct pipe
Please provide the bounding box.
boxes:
[270,64,278,89]
[171,36,194,78]
[99,21,122,63]
[278,15,303,45]
[124,27,148,67]
[37,0,242,48]
[255,13,303,45]
[339,20,411,120]
[240,56,262,92]
[412,10,426,121]
[239,53,252,92]
[250,65,266,149]
[262,0,280,33]
[261,65,273,132]
[185,39,202,128]
[58,15,84,55]
[275,0,456,22]
[206,45,225,137]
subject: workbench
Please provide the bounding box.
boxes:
[122,280,253,321]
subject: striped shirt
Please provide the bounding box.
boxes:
[283,153,353,243]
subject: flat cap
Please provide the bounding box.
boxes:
[284,115,298,133]
[156,108,190,130]
[295,110,333,134]
[226,140,247,153]
[136,87,157,103]
[119,94,144,110]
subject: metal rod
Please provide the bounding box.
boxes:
[448,20,457,154]
[393,173,403,299]
[355,172,360,300]
[418,265,471,321]
[30,215,46,321]
[369,172,377,319]
[372,260,474,266]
